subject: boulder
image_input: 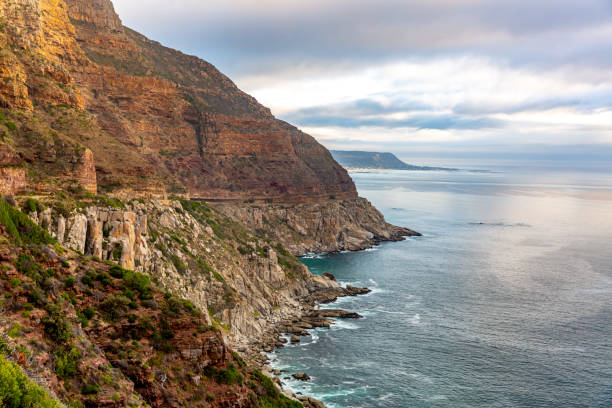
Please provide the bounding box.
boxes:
[292,372,310,381]
[322,272,336,281]
[345,285,372,296]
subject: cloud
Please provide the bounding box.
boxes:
[113,0,612,73]
[110,0,612,161]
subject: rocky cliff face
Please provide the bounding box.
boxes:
[25,196,341,351]
[219,197,421,256]
[0,0,356,202]
[0,200,307,407]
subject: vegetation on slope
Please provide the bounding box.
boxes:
[0,353,61,408]
[0,196,301,407]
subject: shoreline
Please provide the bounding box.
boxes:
[245,271,373,408]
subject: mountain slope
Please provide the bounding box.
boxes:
[0,0,355,202]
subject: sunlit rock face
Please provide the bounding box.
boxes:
[0,0,357,202]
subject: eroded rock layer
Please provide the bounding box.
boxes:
[0,0,356,202]
[219,197,421,255]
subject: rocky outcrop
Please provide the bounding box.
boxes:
[219,197,421,255]
[76,148,97,193]
[0,167,26,195]
[0,0,351,202]
[26,197,345,352]
[65,0,122,31]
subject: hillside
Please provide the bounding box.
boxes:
[0,196,308,407]
[0,0,355,202]
[331,150,451,170]
[0,1,420,406]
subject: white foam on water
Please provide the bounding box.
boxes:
[410,313,421,325]
[375,393,395,402]
[372,306,407,315]
[426,395,448,402]
[301,252,329,259]
[368,278,378,286]
[409,372,433,384]
[330,319,360,330]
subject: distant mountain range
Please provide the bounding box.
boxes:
[331,151,455,171]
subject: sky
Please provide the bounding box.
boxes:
[111,0,612,166]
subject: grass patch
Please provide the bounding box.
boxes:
[0,198,55,246]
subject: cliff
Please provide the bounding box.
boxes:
[1,196,334,407]
[0,1,420,406]
[219,197,421,256]
[0,0,355,202]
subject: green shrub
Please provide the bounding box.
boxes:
[53,346,81,379]
[0,354,62,408]
[7,323,21,338]
[251,370,303,408]
[0,199,55,246]
[170,255,187,274]
[81,270,95,286]
[42,303,72,343]
[16,254,43,285]
[24,198,44,214]
[111,243,123,260]
[203,364,243,385]
[109,265,126,278]
[123,270,151,298]
[64,277,76,287]
[9,278,21,288]
[95,271,112,287]
[82,307,95,320]
[100,295,130,322]
[81,384,100,395]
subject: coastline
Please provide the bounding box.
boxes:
[245,264,376,408]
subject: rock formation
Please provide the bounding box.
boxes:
[219,197,421,255]
[0,1,422,406]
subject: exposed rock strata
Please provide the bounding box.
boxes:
[219,197,421,255]
[1,0,356,202]
[28,198,344,351]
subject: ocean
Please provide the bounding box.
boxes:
[267,165,612,408]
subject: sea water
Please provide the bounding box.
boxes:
[267,165,612,408]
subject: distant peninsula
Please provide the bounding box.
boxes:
[331,150,455,171]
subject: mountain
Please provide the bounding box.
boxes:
[331,150,453,170]
[0,0,355,202]
[0,1,420,407]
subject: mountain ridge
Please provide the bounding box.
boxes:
[331,150,453,171]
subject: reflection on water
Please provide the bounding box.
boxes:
[269,166,612,408]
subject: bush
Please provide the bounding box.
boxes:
[204,364,243,385]
[54,346,81,379]
[64,277,76,287]
[0,354,62,408]
[0,199,55,246]
[16,254,44,285]
[109,265,126,278]
[100,295,130,322]
[81,270,96,286]
[81,384,100,395]
[251,370,303,408]
[42,303,72,343]
[24,198,44,214]
[123,270,151,298]
[170,255,187,274]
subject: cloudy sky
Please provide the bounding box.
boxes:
[112,0,612,166]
